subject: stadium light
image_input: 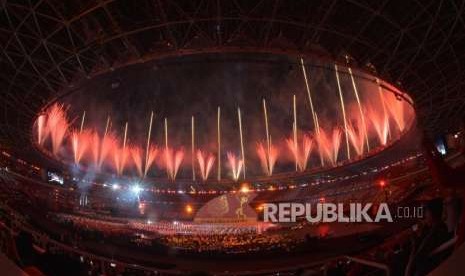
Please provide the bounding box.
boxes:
[378,180,386,188]
[240,184,250,193]
[131,184,142,194]
[185,204,193,214]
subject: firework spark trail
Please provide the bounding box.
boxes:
[71,130,90,164]
[237,107,246,179]
[348,67,370,151]
[316,129,331,165]
[347,119,366,156]
[173,149,184,179]
[191,116,196,181]
[144,146,158,177]
[113,146,128,176]
[260,99,279,175]
[262,99,271,157]
[286,134,313,172]
[37,115,46,145]
[104,116,111,136]
[196,150,215,181]
[300,58,320,132]
[256,142,278,176]
[121,122,129,174]
[227,152,243,181]
[217,106,221,181]
[144,111,154,177]
[316,128,342,166]
[377,80,391,139]
[286,137,299,171]
[46,103,70,156]
[131,147,143,177]
[163,148,184,180]
[334,64,351,160]
[257,142,268,175]
[98,134,116,169]
[384,93,406,132]
[300,57,324,167]
[368,107,389,146]
[90,132,100,167]
[163,118,184,180]
[79,111,86,133]
[113,123,129,175]
[331,128,343,164]
[164,118,169,149]
[292,94,298,171]
[301,134,313,171]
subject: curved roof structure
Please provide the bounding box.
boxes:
[1,0,464,151]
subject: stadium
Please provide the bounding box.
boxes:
[0,1,464,275]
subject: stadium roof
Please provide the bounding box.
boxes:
[1,0,464,150]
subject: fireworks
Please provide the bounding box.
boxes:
[144,146,158,177]
[196,150,215,181]
[90,132,100,167]
[258,99,279,176]
[347,119,366,156]
[348,67,370,151]
[164,147,184,180]
[34,64,413,181]
[335,64,351,160]
[144,111,155,177]
[191,116,196,181]
[384,92,406,133]
[227,152,243,181]
[237,107,246,179]
[256,142,278,176]
[131,147,144,177]
[37,115,46,145]
[113,145,128,176]
[217,106,221,181]
[45,103,69,156]
[286,134,313,172]
[163,118,184,180]
[71,130,90,165]
[368,106,390,146]
[99,133,116,169]
[316,127,342,166]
